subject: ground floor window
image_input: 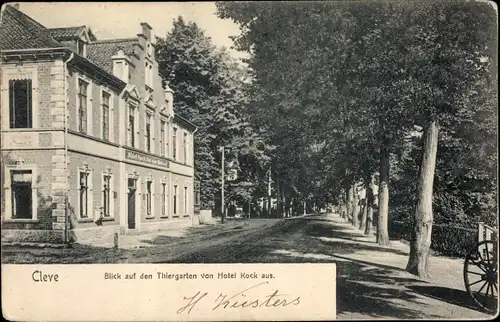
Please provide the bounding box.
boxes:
[161,183,167,217]
[146,180,153,217]
[173,185,178,217]
[11,170,33,219]
[184,186,188,217]
[102,174,112,217]
[78,167,92,219]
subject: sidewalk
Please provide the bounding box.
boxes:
[321,213,495,319]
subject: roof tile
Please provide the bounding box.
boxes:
[47,26,86,41]
[87,39,138,74]
[0,5,61,50]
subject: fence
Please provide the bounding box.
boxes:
[389,220,478,258]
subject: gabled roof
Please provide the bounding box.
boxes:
[144,93,157,108]
[87,38,138,74]
[0,4,61,50]
[124,84,141,101]
[47,26,86,41]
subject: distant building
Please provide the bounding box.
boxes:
[0,4,197,244]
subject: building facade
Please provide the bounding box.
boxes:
[0,4,198,244]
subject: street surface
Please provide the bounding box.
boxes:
[2,214,494,319]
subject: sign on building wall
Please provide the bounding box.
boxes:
[125,150,169,168]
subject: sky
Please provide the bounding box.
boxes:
[19,2,248,61]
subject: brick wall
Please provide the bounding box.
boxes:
[1,150,60,230]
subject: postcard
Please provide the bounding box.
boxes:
[1,1,498,321]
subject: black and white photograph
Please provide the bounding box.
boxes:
[1,1,498,320]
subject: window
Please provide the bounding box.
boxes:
[173,185,178,216]
[184,186,188,216]
[128,104,135,147]
[77,39,86,57]
[149,65,153,86]
[9,79,32,128]
[102,92,110,141]
[10,170,33,219]
[161,183,167,217]
[183,132,187,164]
[78,79,88,133]
[146,180,153,217]
[160,121,165,156]
[194,181,201,210]
[145,61,153,88]
[102,174,112,217]
[145,114,152,152]
[173,128,177,160]
[79,171,90,218]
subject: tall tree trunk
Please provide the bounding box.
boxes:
[365,174,374,235]
[377,143,390,246]
[406,120,439,278]
[347,185,353,224]
[341,190,347,220]
[352,183,359,227]
[359,178,370,230]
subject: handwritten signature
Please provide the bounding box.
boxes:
[177,281,301,314]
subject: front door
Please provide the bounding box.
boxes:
[127,178,136,229]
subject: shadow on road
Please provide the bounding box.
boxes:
[303,221,410,256]
[408,284,497,314]
[174,215,489,319]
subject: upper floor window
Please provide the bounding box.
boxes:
[183,132,188,164]
[145,61,154,88]
[172,128,177,160]
[77,39,86,57]
[9,79,32,129]
[101,92,110,141]
[128,104,136,148]
[146,42,153,57]
[160,120,165,156]
[78,79,88,133]
[145,114,152,153]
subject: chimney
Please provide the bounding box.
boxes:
[140,22,153,40]
[111,47,130,83]
[10,3,20,10]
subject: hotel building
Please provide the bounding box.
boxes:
[0,4,199,244]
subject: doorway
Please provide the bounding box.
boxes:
[127,178,137,229]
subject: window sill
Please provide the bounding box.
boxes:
[172,215,179,218]
[101,217,115,222]
[77,218,94,223]
[145,216,155,220]
[3,219,39,223]
[160,216,169,219]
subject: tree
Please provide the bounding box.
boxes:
[157,16,264,211]
[404,2,497,277]
[217,2,497,267]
